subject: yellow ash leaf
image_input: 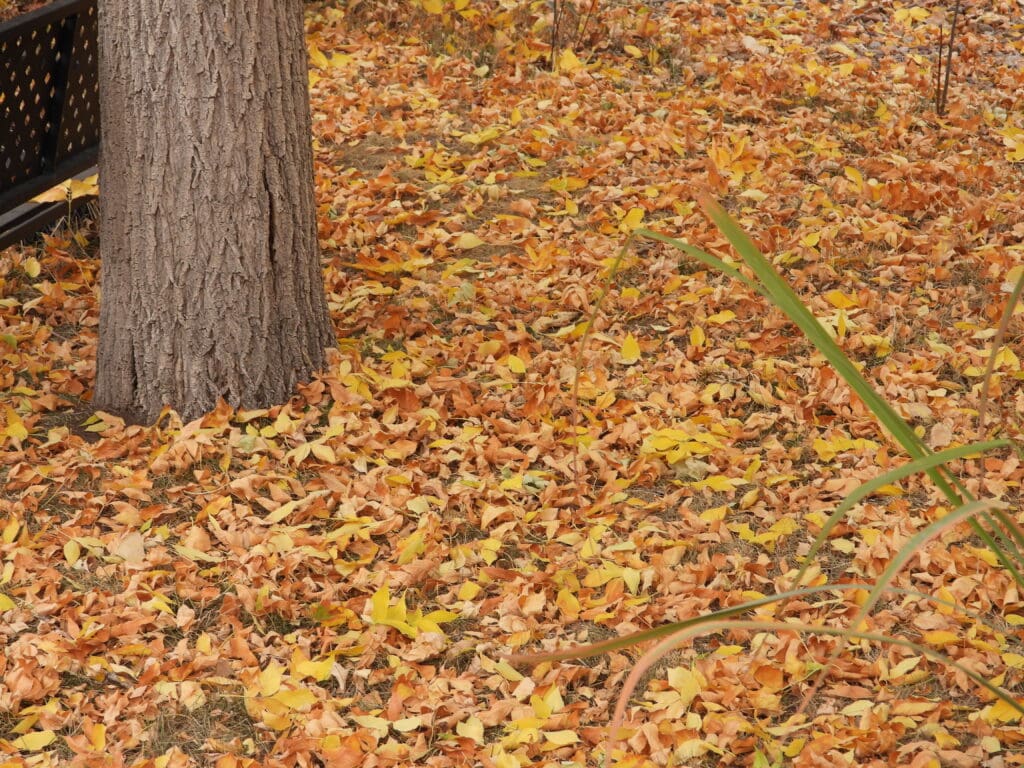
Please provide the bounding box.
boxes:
[307,44,329,70]
[195,633,212,654]
[4,407,28,443]
[392,715,423,732]
[455,232,486,249]
[458,581,482,601]
[699,505,728,523]
[63,539,81,566]
[800,231,820,248]
[886,655,922,680]
[667,666,705,708]
[555,587,580,619]
[844,165,864,189]
[558,48,583,73]
[311,442,336,464]
[841,700,873,717]
[69,175,98,199]
[892,700,938,716]
[824,289,858,309]
[86,722,106,751]
[691,475,743,493]
[291,649,335,682]
[494,659,523,682]
[456,715,485,744]
[922,630,960,648]
[546,175,587,193]
[690,325,706,347]
[259,661,285,697]
[10,730,56,751]
[351,714,389,736]
[397,531,425,565]
[270,688,317,711]
[461,125,506,145]
[968,546,1000,567]
[932,728,960,749]
[543,730,580,746]
[619,333,641,365]
[984,698,1024,724]
[506,354,527,374]
[1003,653,1024,669]
[476,339,502,358]
[619,206,645,232]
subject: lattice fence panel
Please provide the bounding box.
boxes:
[0,0,100,207]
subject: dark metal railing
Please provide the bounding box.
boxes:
[0,0,99,247]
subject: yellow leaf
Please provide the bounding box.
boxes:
[619,206,645,232]
[707,310,736,324]
[557,48,583,73]
[824,289,858,309]
[86,722,106,751]
[506,354,526,374]
[461,125,506,145]
[269,688,317,710]
[23,257,41,278]
[544,730,580,746]
[456,715,485,744]
[11,730,56,750]
[984,698,1024,724]
[308,44,329,70]
[398,531,425,565]
[422,0,443,12]
[0,593,15,611]
[259,662,285,697]
[392,716,423,732]
[800,231,820,248]
[311,443,336,464]
[619,333,641,365]
[690,326,706,347]
[668,666,705,708]
[458,581,481,600]
[455,232,486,249]
[291,649,335,682]
[63,539,81,566]
[555,588,580,619]
[545,176,587,193]
[2,518,20,543]
[69,175,98,199]
[844,165,864,190]
[623,45,643,58]
[922,630,960,647]
[4,407,28,443]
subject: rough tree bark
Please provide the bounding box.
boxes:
[94,0,334,423]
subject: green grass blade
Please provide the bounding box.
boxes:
[632,227,761,294]
[505,583,989,665]
[694,198,1024,585]
[795,440,1010,586]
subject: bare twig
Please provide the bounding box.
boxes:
[935,0,962,116]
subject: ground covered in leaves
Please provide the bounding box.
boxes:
[3,0,1024,766]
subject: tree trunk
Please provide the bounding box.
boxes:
[94,0,334,424]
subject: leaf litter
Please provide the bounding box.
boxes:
[2,0,1024,765]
